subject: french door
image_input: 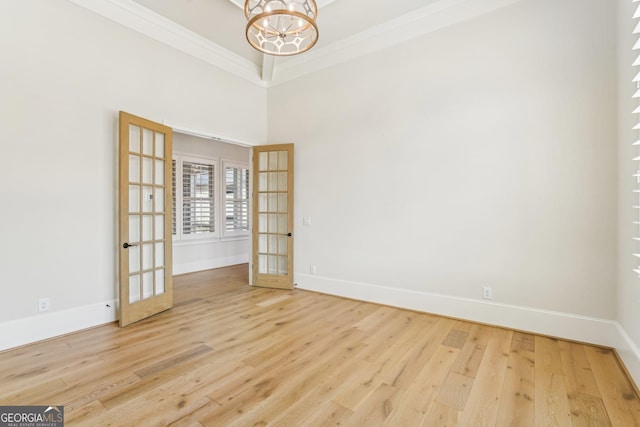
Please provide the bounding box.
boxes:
[118,111,173,326]
[252,144,294,289]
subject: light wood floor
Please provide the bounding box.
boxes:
[1,264,639,426]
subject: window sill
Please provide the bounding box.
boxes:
[173,235,249,247]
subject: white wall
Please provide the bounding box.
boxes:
[0,0,266,348]
[172,133,251,275]
[617,0,640,385]
[269,0,619,340]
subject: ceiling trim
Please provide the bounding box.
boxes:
[272,0,524,86]
[225,0,339,10]
[68,0,265,86]
[69,0,524,88]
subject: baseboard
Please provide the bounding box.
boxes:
[173,255,249,276]
[0,300,117,352]
[295,273,628,354]
[614,324,640,391]
[4,272,638,389]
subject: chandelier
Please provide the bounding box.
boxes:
[244,0,319,56]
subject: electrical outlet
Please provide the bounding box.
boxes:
[310,264,317,274]
[482,287,493,300]
[38,297,50,312]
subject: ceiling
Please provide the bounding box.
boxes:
[70,0,523,86]
[131,0,437,67]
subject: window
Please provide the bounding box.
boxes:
[224,161,250,236]
[183,160,216,235]
[172,155,217,240]
[172,155,249,241]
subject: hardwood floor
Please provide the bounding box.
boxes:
[1,264,639,426]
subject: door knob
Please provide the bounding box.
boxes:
[123,242,138,249]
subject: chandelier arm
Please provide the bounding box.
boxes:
[247,10,316,35]
[245,0,318,19]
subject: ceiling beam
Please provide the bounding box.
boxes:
[261,55,275,83]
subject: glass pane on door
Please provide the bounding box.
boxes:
[129,125,140,153]
[129,274,140,303]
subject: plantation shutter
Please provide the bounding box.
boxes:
[172,159,177,236]
[633,0,640,275]
[182,160,216,236]
[225,164,250,235]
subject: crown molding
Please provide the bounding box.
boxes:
[225,0,338,10]
[69,0,523,88]
[68,0,265,86]
[270,0,524,86]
